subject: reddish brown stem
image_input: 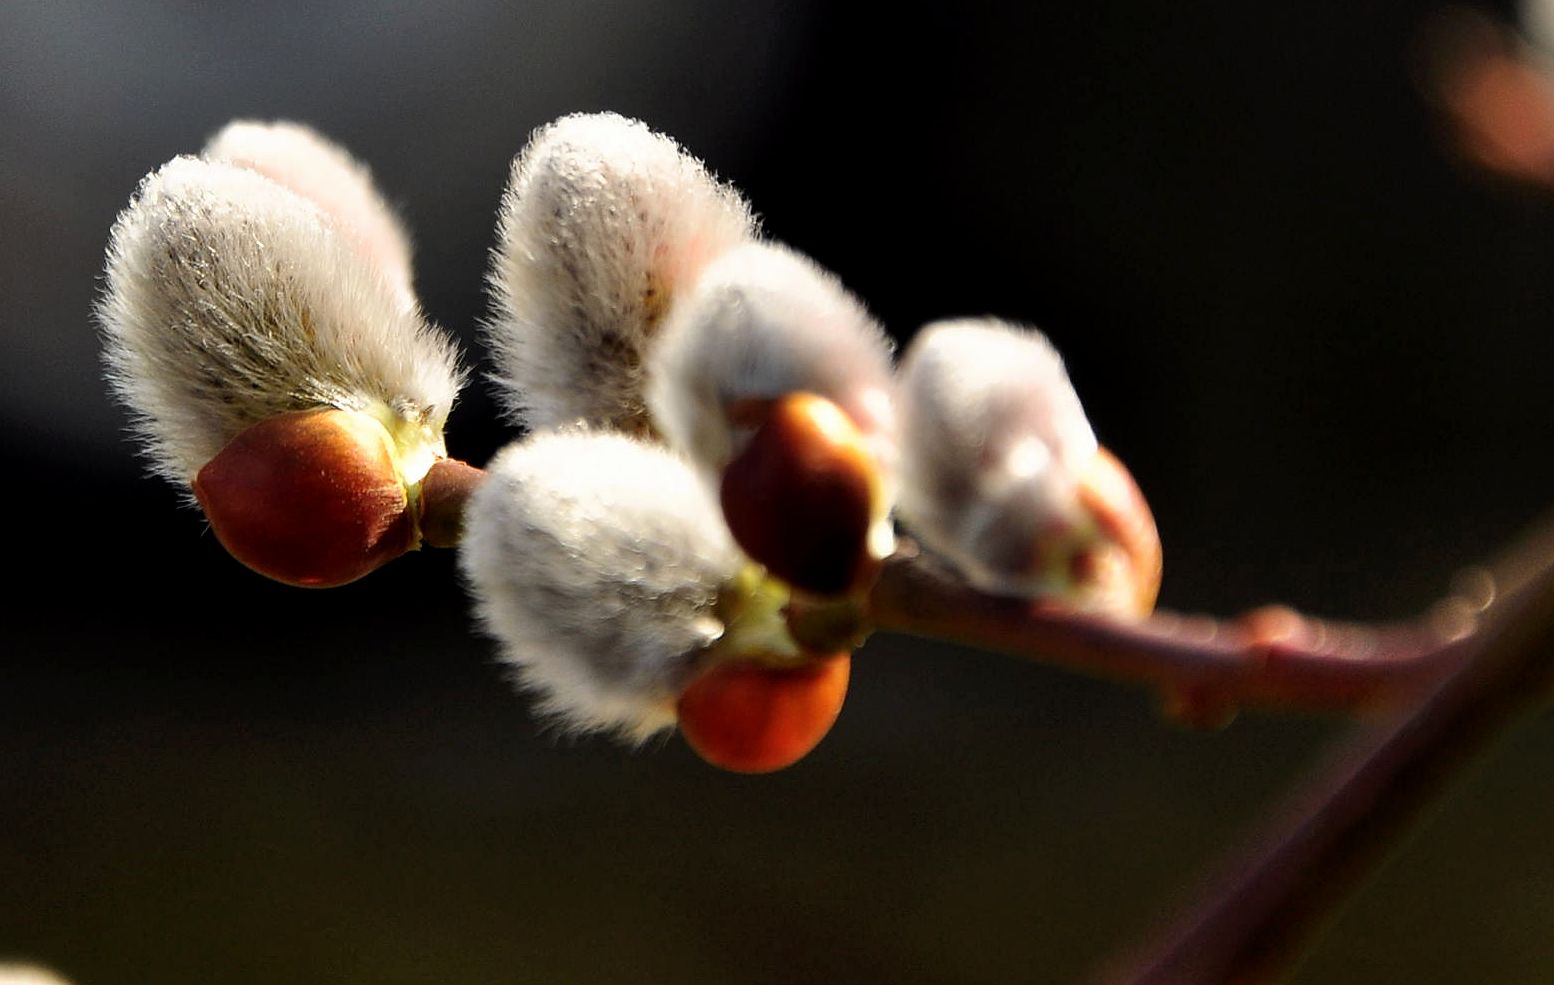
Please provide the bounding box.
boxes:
[423,457,1478,713]
[868,545,1477,715]
[392,452,1554,983]
[1103,530,1554,984]
[417,456,486,549]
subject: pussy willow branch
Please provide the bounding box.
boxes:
[421,460,1481,712]
[426,458,1554,981]
[1111,21,1554,983]
[1101,518,1554,984]
[866,544,1476,716]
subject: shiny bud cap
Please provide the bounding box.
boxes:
[192,408,416,587]
[676,652,851,773]
[720,393,880,596]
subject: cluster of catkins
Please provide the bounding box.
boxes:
[97,113,1161,773]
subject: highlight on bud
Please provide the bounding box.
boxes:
[647,241,898,572]
[647,241,896,473]
[203,119,417,309]
[676,651,851,773]
[459,431,746,740]
[486,112,756,434]
[895,318,1160,617]
[192,408,417,588]
[97,155,462,491]
[720,392,881,596]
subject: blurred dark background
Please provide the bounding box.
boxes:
[6,1,1554,982]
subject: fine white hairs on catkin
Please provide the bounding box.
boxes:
[895,318,1099,595]
[97,156,462,488]
[203,119,417,310]
[486,112,756,434]
[0,966,74,985]
[460,431,744,741]
[646,240,897,477]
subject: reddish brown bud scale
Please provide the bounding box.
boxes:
[1077,447,1163,617]
[676,652,851,773]
[720,392,878,597]
[192,408,417,587]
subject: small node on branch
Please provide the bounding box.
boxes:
[417,456,487,549]
[1158,684,1240,731]
[784,594,873,656]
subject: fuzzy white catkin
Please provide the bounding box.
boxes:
[0,965,73,985]
[895,318,1099,595]
[646,240,898,477]
[486,112,756,434]
[97,156,462,487]
[460,431,744,740]
[203,119,417,310]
